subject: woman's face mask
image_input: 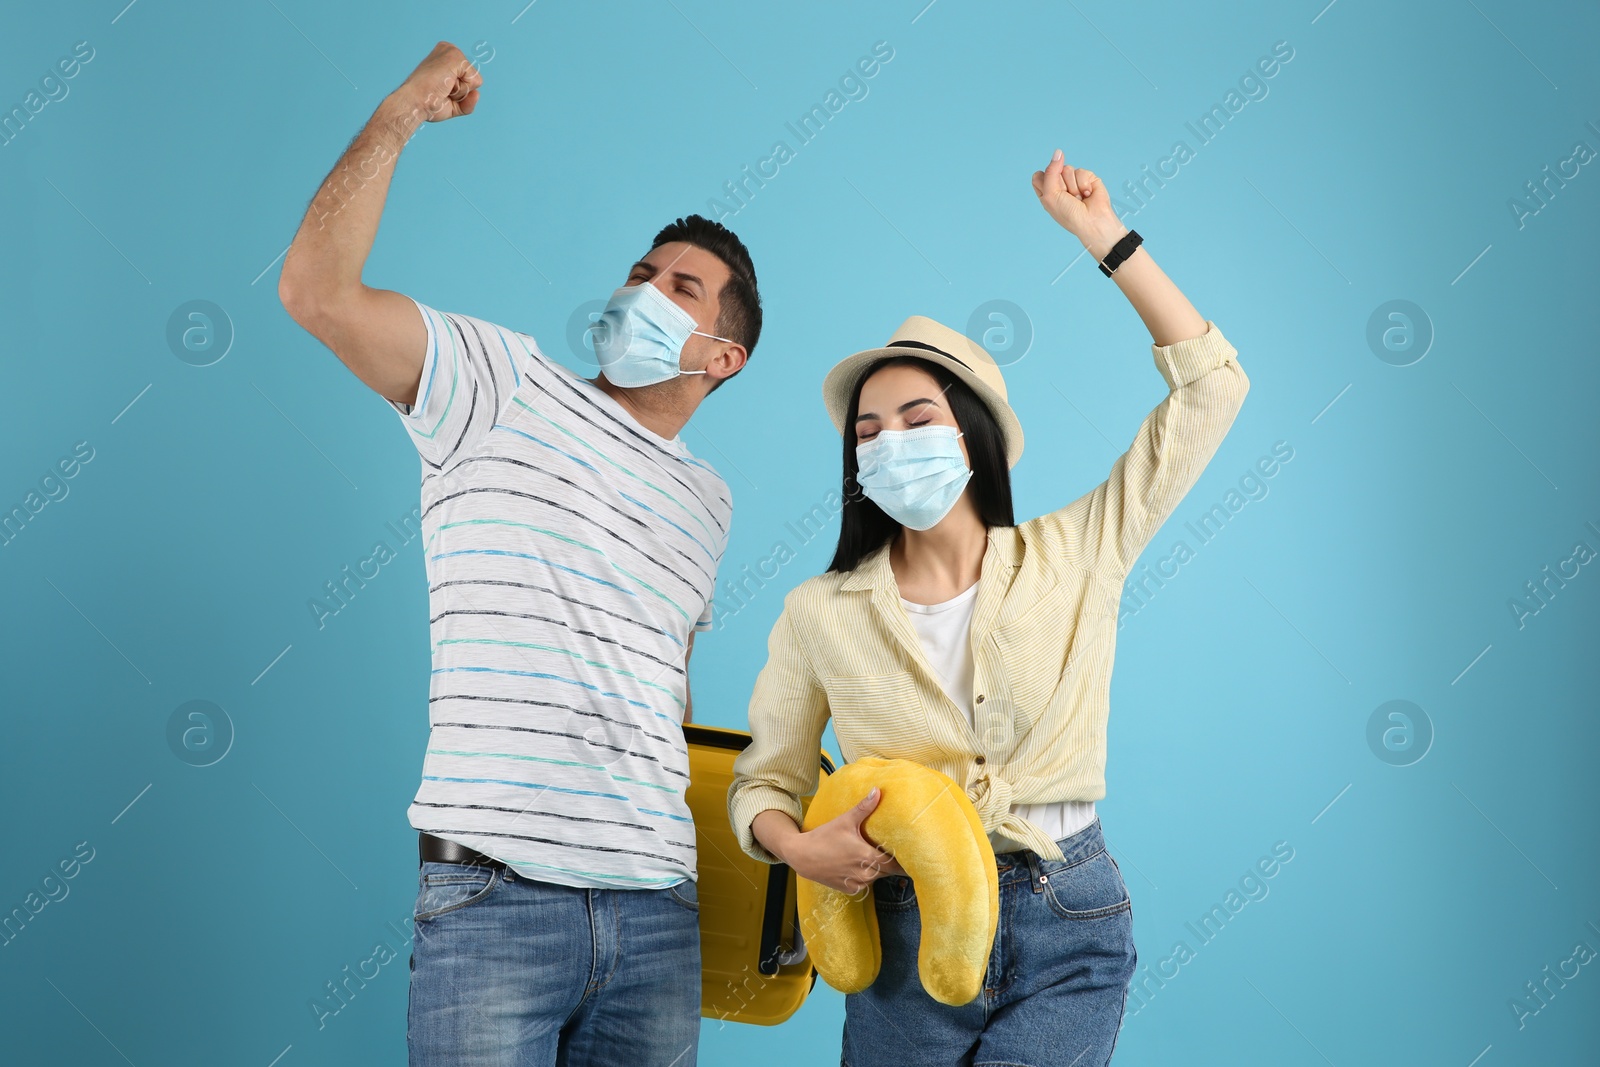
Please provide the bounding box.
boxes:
[854,423,973,531]
[591,281,735,388]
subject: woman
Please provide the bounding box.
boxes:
[727,149,1250,1065]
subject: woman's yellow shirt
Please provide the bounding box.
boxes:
[729,321,1250,863]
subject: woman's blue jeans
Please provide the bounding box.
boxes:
[841,817,1137,1067]
[406,860,701,1066]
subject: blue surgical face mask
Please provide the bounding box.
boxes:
[854,424,973,531]
[591,281,734,388]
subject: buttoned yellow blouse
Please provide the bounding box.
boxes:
[728,321,1249,863]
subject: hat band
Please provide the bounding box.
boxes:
[885,339,973,373]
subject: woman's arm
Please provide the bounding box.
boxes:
[728,604,830,861]
[753,796,903,894]
[1028,149,1250,579]
[729,598,904,892]
[1031,148,1207,347]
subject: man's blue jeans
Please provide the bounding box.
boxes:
[407,859,701,1066]
[841,817,1137,1067]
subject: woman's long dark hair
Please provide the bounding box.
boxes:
[827,355,1015,573]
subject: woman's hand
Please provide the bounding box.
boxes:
[1031,148,1129,259]
[777,787,907,895]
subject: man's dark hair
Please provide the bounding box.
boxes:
[649,214,761,393]
[827,355,1015,573]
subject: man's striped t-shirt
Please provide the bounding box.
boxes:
[386,297,730,890]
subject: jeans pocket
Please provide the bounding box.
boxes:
[414,860,502,921]
[667,877,700,913]
[1040,848,1130,920]
[871,874,917,911]
[1108,852,1133,918]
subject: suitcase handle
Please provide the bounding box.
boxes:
[757,861,793,976]
[776,917,807,966]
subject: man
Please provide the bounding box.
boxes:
[277,41,760,1067]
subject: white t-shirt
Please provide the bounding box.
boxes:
[387,298,730,890]
[899,581,1096,853]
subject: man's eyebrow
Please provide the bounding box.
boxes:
[855,397,941,422]
[666,270,705,295]
[629,262,705,296]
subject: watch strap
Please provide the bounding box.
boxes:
[1098,230,1143,277]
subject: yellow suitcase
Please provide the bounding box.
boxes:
[683,723,835,1026]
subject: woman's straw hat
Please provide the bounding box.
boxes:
[821,315,1024,468]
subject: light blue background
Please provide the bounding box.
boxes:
[2,1,1597,1064]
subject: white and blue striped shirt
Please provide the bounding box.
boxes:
[387,298,729,889]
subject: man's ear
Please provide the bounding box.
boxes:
[713,341,748,381]
[701,343,747,393]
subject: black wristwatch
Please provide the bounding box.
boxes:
[1097,230,1143,277]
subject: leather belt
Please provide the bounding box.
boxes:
[419,831,506,870]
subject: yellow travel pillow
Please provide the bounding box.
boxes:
[797,757,999,1006]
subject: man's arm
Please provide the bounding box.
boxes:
[277,42,484,406]
[683,631,695,725]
